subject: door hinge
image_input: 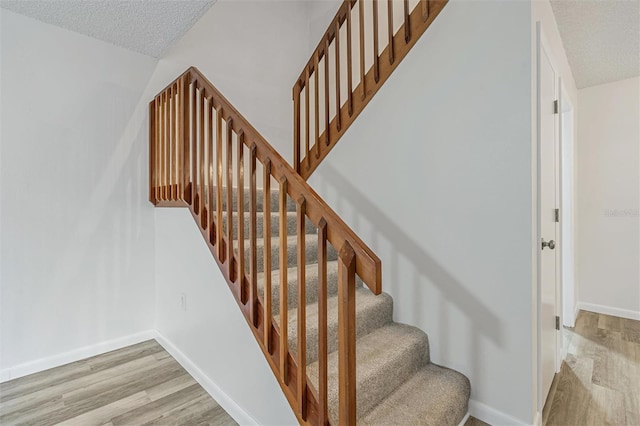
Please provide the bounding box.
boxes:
[554,100,559,114]
[555,208,560,223]
[555,316,560,330]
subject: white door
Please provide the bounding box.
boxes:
[539,33,559,404]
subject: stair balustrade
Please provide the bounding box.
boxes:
[149,67,382,425]
[293,0,448,179]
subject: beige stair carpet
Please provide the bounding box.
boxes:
[219,187,471,425]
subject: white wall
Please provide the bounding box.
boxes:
[154,209,296,425]
[152,0,310,163]
[0,10,158,376]
[577,76,640,318]
[148,1,309,423]
[307,1,535,423]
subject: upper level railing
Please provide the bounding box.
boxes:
[293,0,448,179]
[150,67,382,425]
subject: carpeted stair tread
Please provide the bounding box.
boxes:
[201,185,296,213]
[276,288,393,364]
[359,364,470,426]
[242,234,339,273]
[222,211,316,239]
[257,261,340,315]
[308,323,430,420]
[206,185,296,213]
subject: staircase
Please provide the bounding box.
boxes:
[236,186,470,425]
[149,0,471,424]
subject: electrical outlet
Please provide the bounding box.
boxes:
[180,293,187,312]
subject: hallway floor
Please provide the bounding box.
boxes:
[543,310,640,425]
[0,340,236,425]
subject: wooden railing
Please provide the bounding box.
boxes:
[149,67,382,425]
[293,0,448,179]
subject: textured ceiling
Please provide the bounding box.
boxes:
[0,0,216,58]
[550,0,640,89]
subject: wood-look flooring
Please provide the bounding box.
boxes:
[0,340,237,426]
[11,314,634,426]
[543,310,640,426]
[464,416,490,426]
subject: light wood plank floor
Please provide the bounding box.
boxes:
[543,310,640,426]
[0,340,237,426]
[464,416,490,426]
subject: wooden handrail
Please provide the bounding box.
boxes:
[293,0,448,179]
[149,67,382,425]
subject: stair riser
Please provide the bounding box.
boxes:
[224,212,316,239]
[350,339,428,419]
[308,325,431,421]
[286,292,394,365]
[259,263,339,316]
[201,186,296,213]
[244,237,339,273]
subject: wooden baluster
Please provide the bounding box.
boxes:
[373,0,380,83]
[164,92,169,200]
[324,40,330,146]
[421,0,429,22]
[317,218,328,426]
[155,97,160,202]
[293,82,301,174]
[172,83,178,200]
[314,54,320,159]
[404,0,411,42]
[296,196,307,419]
[200,96,212,232]
[168,85,174,200]
[182,76,191,203]
[334,21,341,132]
[199,92,205,217]
[176,82,182,201]
[191,82,197,207]
[203,97,212,230]
[191,87,197,207]
[338,241,356,425]
[149,100,156,204]
[359,0,366,99]
[166,87,171,200]
[278,176,289,383]
[247,140,257,317]
[346,6,353,116]
[236,129,247,303]
[304,69,310,171]
[387,0,394,64]
[208,99,215,243]
[216,108,224,260]
[226,118,235,281]
[158,95,162,200]
[263,158,272,352]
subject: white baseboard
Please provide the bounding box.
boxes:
[457,412,470,426]
[533,410,542,426]
[577,302,640,321]
[0,330,157,383]
[153,331,258,426]
[468,399,529,425]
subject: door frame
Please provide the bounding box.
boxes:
[535,21,562,416]
[559,83,576,331]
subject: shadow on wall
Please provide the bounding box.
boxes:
[314,163,504,379]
